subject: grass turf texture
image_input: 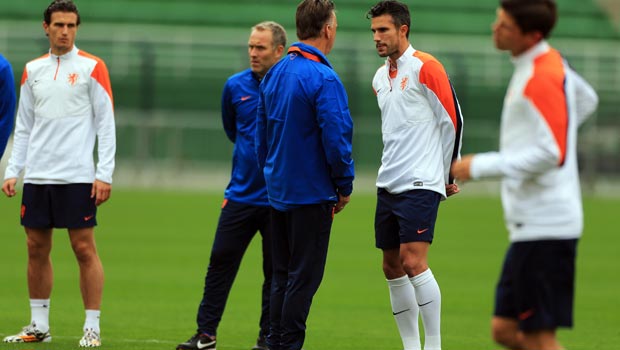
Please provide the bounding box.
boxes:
[0,190,618,349]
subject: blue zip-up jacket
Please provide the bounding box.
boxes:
[0,54,16,160]
[221,68,269,206]
[256,42,354,211]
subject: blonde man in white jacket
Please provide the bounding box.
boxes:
[451,1,598,349]
[2,1,115,347]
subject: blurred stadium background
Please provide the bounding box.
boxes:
[0,0,618,194]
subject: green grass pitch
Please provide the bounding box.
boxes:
[0,190,618,349]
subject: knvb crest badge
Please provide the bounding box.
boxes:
[400,76,409,91]
[67,73,79,86]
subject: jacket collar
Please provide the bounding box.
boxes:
[388,44,415,69]
[511,40,550,66]
[49,45,78,61]
[288,42,333,69]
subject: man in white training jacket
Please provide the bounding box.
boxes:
[368,1,463,350]
[451,1,598,350]
[2,0,115,347]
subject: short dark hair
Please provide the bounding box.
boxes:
[253,21,288,49]
[500,0,557,38]
[296,0,335,40]
[44,0,81,26]
[367,0,411,38]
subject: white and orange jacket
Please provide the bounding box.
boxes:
[373,45,463,198]
[4,46,116,184]
[470,41,598,242]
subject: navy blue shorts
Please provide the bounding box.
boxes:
[494,239,578,332]
[374,188,441,249]
[21,184,97,229]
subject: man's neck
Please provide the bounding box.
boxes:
[300,39,328,56]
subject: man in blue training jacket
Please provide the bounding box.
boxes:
[0,53,16,160]
[256,1,355,350]
[177,21,287,350]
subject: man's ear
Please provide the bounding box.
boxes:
[400,24,408,37]
[276,45,285,58]
[525,30,544,47]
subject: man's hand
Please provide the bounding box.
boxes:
[451,154,475,182]
[1,178,17,197]
[91,180,112,206]
[445,183,460,197]
[334,194,350,214]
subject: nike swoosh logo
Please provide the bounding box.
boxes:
[418,301,433,307]
[518,309,534,320]
[84,215,94,221]
[417,228,429,234]
[197,339,216,349]
[240,95,251,101]
[392,308,410,315]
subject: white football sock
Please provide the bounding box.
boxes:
[30,299,50,333]
[83,309,101,333]
[388,275,421,350]
[411,269,441,350]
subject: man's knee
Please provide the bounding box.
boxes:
[382,249,404,279]
[26,236,52,259]
[492,317,522,349]
[71,240,98,264]
[400,255,427,276]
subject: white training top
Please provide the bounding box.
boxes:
[372,45,463,198]
[470,41,598,242]
[4,46,116,184]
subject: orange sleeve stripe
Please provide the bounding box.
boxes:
[524,49,568,165]
[78,51,114,105]
[21,67,28,85]
[414,51,458,130]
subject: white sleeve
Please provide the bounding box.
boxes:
[471,99,559,181]
[90,61,116,184]
[567,68,598,127]
[4,75,34,180]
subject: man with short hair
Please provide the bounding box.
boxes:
[451,1,598,349]
[176,21,287,350]
[367,1,463,349]
[0,53,16,160]
[2,0,115,347]
[256,1,355,349]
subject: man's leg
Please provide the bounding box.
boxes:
[280,204,333,350]
[492,316,525,349]
[2,228,53,344]
[68,228,104,320]
[195,202,258,337]
[26,227,53,332]
[522,329,562,350]
[493,240,575,350]
[383,248,421,350]
[257,207,273,346]
[69,227,104,348]
[3,184,54,343]
[267,208,289,350]
[401,242,441,350]
[394,190,441,350]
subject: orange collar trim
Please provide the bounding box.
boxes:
[288,46,321,63]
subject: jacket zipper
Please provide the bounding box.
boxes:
[53,57,60,80]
